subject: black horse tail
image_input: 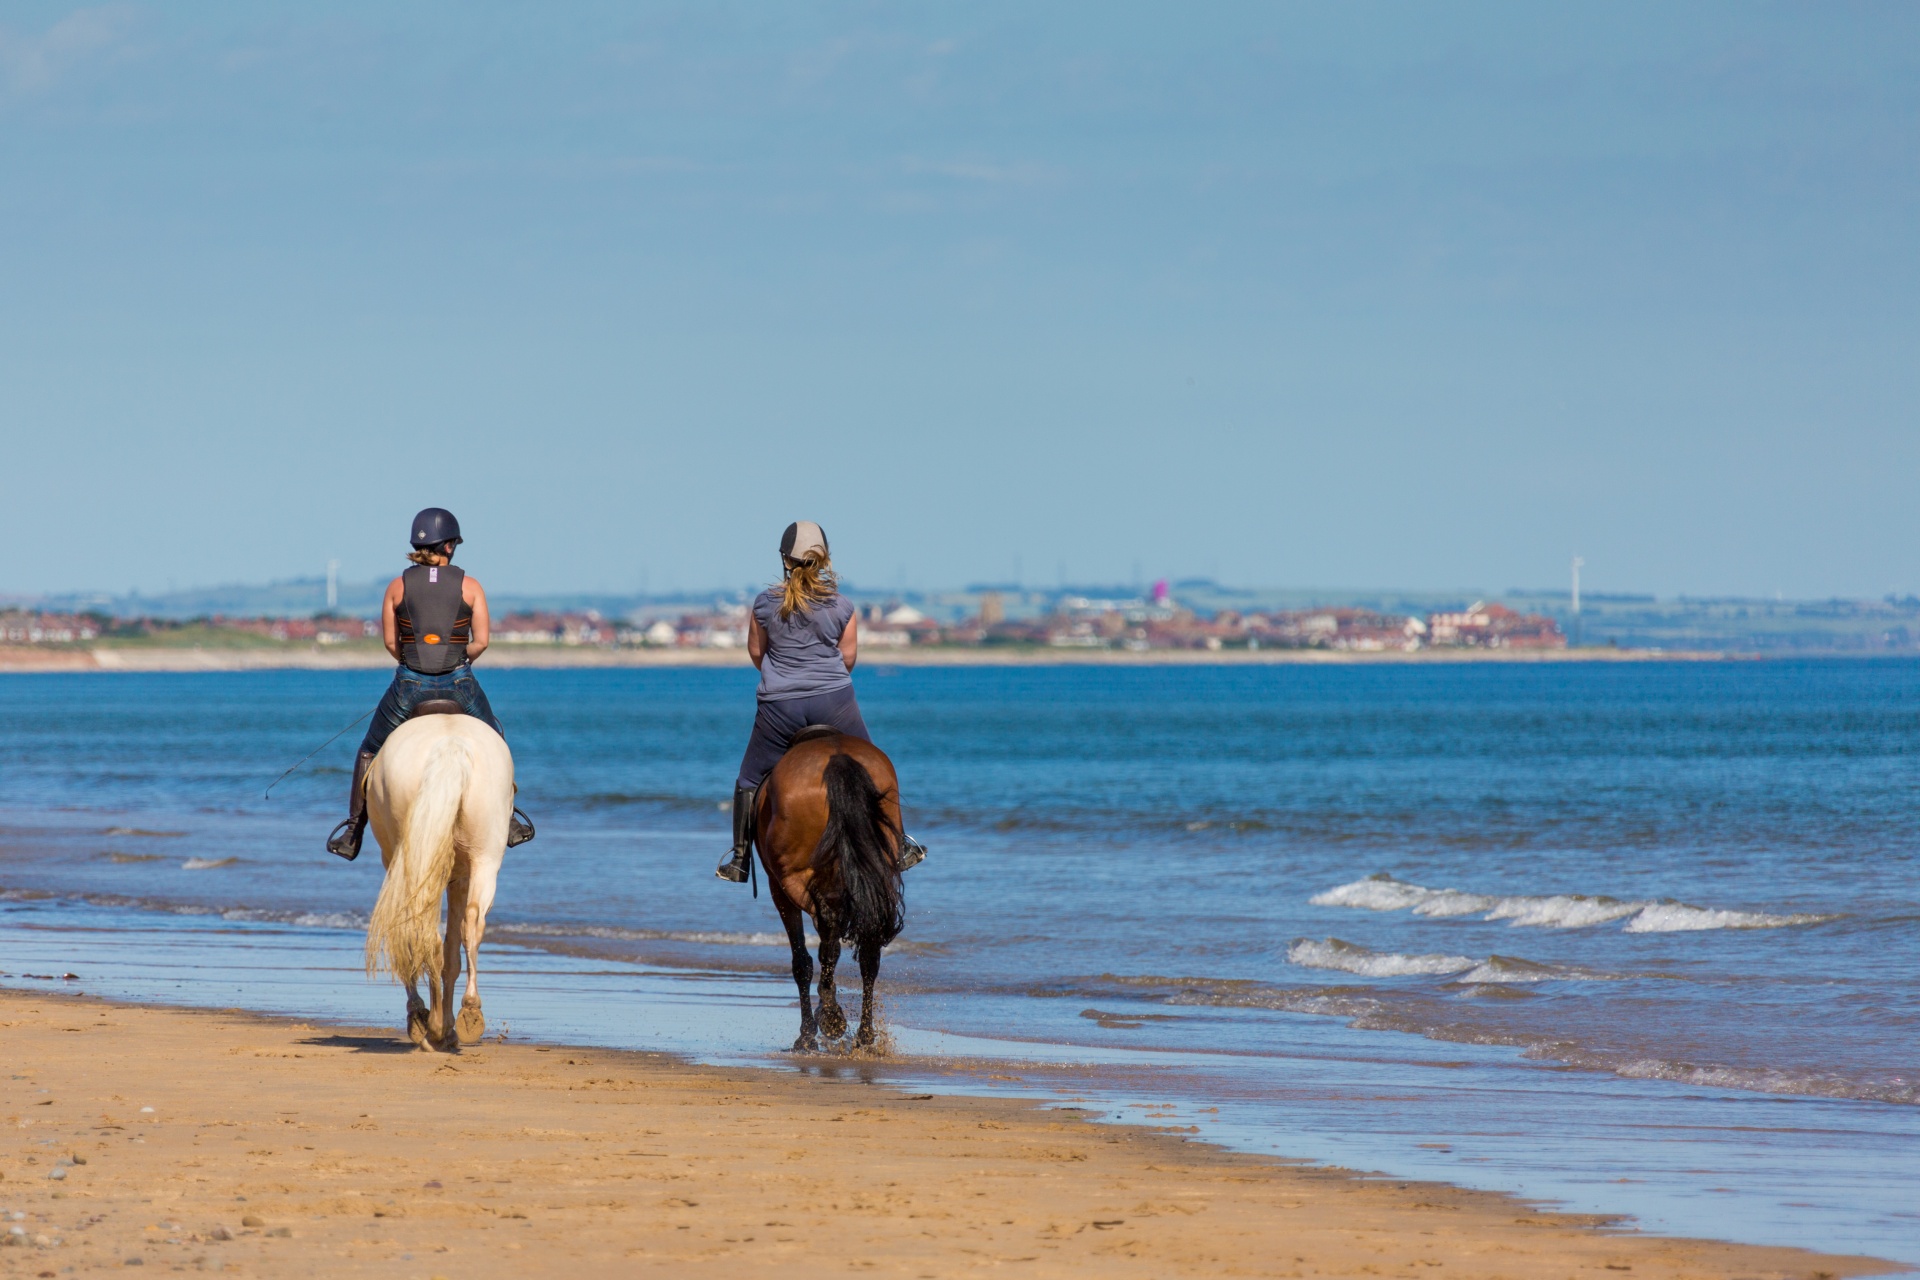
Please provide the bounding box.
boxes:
[814,752,905,952]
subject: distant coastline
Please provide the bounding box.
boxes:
[0,642,1740,673]
[13,580,1920,657]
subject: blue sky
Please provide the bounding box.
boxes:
[2,2,1916,598]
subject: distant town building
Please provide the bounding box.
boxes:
[0,611,99,643]
[493,611,618,646]
[1426,602,1565,648]
[0,589,1569,655]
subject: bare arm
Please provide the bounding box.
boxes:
[381,577,404,662]
[840,613,858,673]
[748,613,768,670]
[465,575,490,661]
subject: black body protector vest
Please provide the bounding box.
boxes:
[397,564,472,674]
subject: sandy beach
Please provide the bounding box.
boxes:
[0,988,1893,1278]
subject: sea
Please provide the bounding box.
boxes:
[0,660,1914,1263]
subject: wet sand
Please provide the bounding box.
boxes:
[0,989,1893,1278]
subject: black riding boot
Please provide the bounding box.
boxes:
[326,750,377,862]
[715,785,757,883]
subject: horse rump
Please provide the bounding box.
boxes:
[813,751,905,950]
[365,733,472,997]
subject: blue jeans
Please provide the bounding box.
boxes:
[357,663,504,758]
[735,686,871,790]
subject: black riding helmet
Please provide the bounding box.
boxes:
[411,507,463,550]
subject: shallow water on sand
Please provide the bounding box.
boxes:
[0,662,1916,1260]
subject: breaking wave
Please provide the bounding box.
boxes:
[1064,972,1917,1105]
[1622,902,1831,933]
[1454,955,1617,984]
[1287,939,1617,983]
[491,922,800,948]
[1287,938,1475,977]
[0,889,812,950]
[0,886,368,930]
[1312,874,1838,932]
[213,906,365,929]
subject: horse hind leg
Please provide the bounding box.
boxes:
[816,927,848,1042]
[429,876,467,1051]
[405,981,435,1051]
[455,893,487,1045]
[853,937,883,1051]
[776,895,818,1052]
[456,997,485,1044]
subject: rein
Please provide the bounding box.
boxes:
[263,709,374,799]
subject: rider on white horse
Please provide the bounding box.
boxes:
[327,507,534,861]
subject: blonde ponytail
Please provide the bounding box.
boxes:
[779,552,837,619]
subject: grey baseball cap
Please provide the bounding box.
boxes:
[780,521,828,561]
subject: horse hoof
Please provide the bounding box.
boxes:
[406,1008,436,1052]
[456,999,485,1045]
[791,1033,819,1053]
[819,1009,847,1041]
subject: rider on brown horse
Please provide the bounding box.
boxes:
[717,521,925,883]
[326,507,534,862]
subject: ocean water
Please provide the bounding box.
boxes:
[0,661,1915,1262]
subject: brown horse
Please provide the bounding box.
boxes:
[754,729,909,1051]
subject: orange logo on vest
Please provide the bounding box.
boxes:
[422,634,442,645]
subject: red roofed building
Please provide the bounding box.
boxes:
[1427,602,1565,649]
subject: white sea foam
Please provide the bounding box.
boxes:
[180,857,236,871]
[1311,874,1836,933]
[1483,894,1644,929]
[1286,938,1476,977]
[1622,902,1836,932]
[1532,1048,1920,1106]
[1129,972,1917,1105]
[491,922,801,947]
[216,907,367,930]
[1286,939,1609,983]
[1409,889,1499,918]
[1308,876,1436,911]
[1454,955,1615,984]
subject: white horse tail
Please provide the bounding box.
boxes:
[364,734,472,994]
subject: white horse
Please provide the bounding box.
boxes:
[362,713,514,1051]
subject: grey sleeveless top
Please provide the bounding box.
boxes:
[753,587,854,702]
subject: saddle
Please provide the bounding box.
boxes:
[400,697,535,848]
[789,724,842,747]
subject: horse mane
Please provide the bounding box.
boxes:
[812,752,905,950]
